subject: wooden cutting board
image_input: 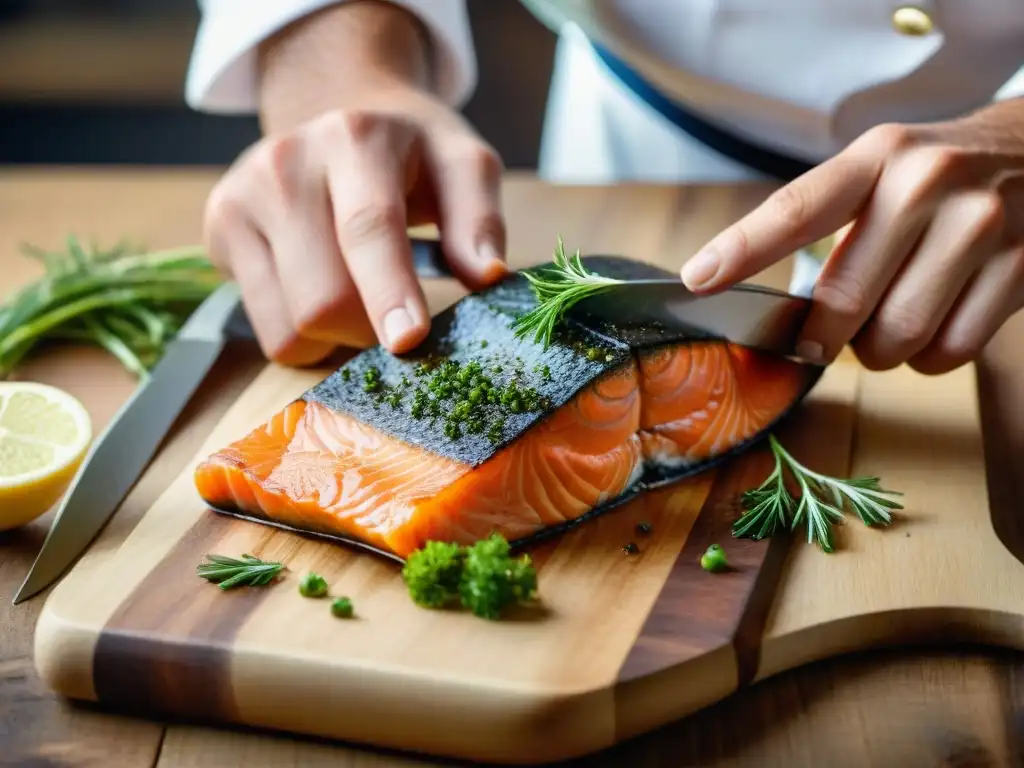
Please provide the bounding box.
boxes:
[31,336,1024,764]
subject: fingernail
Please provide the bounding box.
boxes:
[383,306,415,347]
[681,248,721,289]
[478,240,509,279]
[478,240,505,264]
[796,340,825,364]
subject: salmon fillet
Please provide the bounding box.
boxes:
[194,341,810,559]
[637,343,813,470]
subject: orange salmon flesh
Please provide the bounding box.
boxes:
[194,342,812,558]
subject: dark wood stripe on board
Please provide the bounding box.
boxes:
[615,446,781,684]
[617,380,859,687]
[93,511,272,720]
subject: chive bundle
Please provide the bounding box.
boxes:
[0,236,222,380]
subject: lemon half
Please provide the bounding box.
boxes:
[0,382,93,530]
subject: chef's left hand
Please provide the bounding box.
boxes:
[679,99,1024,374]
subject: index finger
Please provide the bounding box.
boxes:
[680,135,887,293]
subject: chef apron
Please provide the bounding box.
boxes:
[518,1,1024,295]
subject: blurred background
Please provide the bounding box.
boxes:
[0,0,556,167]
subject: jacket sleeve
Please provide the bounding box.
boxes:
[184,0,477,114]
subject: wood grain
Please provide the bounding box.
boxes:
[5,169,1024,767]
[38,357,856,764]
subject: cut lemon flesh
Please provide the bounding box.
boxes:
[0,382,92,530]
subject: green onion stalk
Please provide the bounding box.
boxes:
[0,236,223,380]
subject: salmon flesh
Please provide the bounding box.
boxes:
[194,256,821,560]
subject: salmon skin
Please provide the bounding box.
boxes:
[194,256,823,561]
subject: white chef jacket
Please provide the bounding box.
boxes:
[185,1,1024,186]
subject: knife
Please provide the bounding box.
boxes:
[572,280,814,361]
[12,239,451,604]
[417,241,819,362]
[12,239,814,603]
[13,281,245,604]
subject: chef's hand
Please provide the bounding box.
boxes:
[680,100,1024,374]
[202,2,507,365]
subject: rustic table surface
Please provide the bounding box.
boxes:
[2,168,1024,768]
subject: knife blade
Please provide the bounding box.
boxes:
[572,279,814,361]
[13,281,244,604]
[409,240,818,359]
[12,238,452,604]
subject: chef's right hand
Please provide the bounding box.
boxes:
[201,3,508,366]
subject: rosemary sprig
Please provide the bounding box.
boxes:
[732,434,903,552]
[511,237,623,348]
[196,553,286,590]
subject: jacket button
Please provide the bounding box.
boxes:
[891,6,934,36]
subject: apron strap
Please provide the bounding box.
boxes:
[592,43,815,183]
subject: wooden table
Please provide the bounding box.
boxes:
[3,168,1024,768]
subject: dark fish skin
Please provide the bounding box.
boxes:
[207,255,824,560]
[303,272,630,466]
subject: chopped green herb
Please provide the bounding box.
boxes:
[622,542,639,556]
[700,544,728,572]
[403,534,538,620]
[196,553,284,590]
[298,571,329,597]
[480,340,489,348]
[459,535,538,620]
[341,368,351,382]
[331,596,354,618]
[363,366,382,393]
[402,540,466,608]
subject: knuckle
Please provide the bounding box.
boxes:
[766,184,810,236]
[253,134,305,203]
[313,108,413,149]
[889,146,962,209]
[813,275,870,319]
[471,145,505,178]
[447,142,505,180]
[318,108,382,143]
[337,201,406,246]
[917,145,964,178]
[292,285,358,337]
[910,337,979,375]
[864,122,916,154]
[877,302,933,351]
[203,180,243,228]
[960,190,1006,238]
[201,183,246,267]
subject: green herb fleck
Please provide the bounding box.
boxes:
[331,596,354,618]
[700,544,728,572]
[196,553,285,590]
[480,340,489,348]
[622,542,639,556]
[363,366,382,393]
[298,571,329,597]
